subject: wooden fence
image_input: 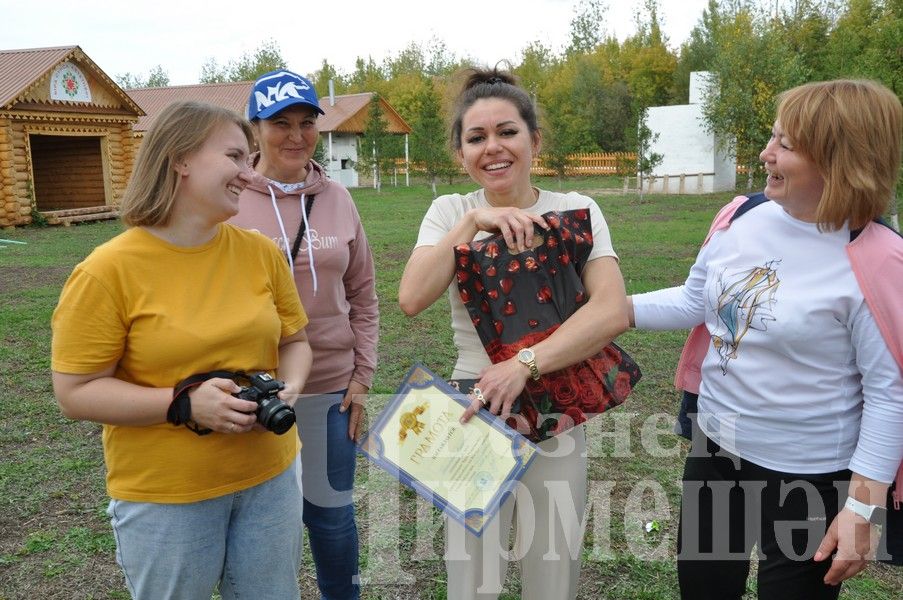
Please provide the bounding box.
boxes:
[392,153,763,179]
[393,152,637,177]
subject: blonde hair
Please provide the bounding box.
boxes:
[120,101,254,227]
[776,79,902,231]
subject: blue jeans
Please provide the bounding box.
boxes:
[295,391,360,600]
[107,457,303,600]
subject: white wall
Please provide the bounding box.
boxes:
[643,71,736,194]
[323,133,359,188]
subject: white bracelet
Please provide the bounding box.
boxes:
[844,496,885,524]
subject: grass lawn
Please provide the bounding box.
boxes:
[1,177,901,599]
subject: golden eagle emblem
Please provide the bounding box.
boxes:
[398,403,427,443]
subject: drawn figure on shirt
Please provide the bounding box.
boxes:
[709,260,780,373]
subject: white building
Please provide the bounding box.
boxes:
[644,71,736,194]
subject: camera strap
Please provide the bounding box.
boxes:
[168,370,242,436]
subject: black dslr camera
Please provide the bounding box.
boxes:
[233,373,296,435]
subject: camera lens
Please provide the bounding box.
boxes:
[257,397,296,435]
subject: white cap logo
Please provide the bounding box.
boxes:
[254,74,312,111]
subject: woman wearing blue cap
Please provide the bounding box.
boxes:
[230,69,378,600]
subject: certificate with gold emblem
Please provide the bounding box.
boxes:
[359,363,537,536]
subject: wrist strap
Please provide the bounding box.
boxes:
[168,370,239,436]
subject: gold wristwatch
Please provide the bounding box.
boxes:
[517,347,540,381]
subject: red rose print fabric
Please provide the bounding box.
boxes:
[451,209,642,442]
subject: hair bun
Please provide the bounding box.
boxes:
[464,69,517,92]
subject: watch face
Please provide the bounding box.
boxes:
[518,348,535,362]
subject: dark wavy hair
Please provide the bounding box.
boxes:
[450,68,539,150]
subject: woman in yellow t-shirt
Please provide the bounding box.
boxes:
[51,101,312,600]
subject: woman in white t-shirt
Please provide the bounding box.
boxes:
[630,80,903,599]
[399,68,628,600]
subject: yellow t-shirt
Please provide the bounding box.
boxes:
[51,224,308,503]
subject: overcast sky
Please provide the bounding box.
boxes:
[5,0,712,85]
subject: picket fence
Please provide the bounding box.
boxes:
[391,153,761,181]
[392,152,637,177]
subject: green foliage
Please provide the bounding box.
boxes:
[515,40,556,96]
[567,0,607,56]
[199,57,229,84]
[310,58,344,98]
[823,0,903,98]
[357,95,394,191]
[30,205,48,228]
[199,39,287,83]
[114,65,169,89]
[410,80,456,197]
[622,0,679,108]
[145,65,170,87]
[701,4,808,176]
[312,136,328,166]
[347,57,386,94]
[635,107,664,199]
[673,0,721,102]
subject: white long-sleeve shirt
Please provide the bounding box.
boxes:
[634,201,903,482]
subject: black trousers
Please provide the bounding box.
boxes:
[880,484,903,565]
[677,435,849,600]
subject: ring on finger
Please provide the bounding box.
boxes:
[473,387,488,407]
[229,422,236,432]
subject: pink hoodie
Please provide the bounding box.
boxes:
[229,158,379,395]
[674,195,903,505]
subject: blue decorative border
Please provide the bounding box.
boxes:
[358,363,538,536]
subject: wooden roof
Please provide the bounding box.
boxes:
[0,45,143,115]
[318,92,412,134]
[128,84,411,135]
[127,82,251,133]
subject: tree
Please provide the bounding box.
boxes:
[198,40,287,83]
[775,0,834,81]
[357,95,392,191]
[115,65,170,89]
[635,107,663,201]
[146,65,170,87]
[347,57,386,93]
[540,106,577,187]
[230,40,287,81]
[310,59,344,99]
[673,0,721,102]
[567,0,607,56]
[424,38,459,76]
[515,40,556,101]
[411,80,456,197]
[386,42,425,79]
[199,58,228,84]
[701,4,808,186]
[622,0,678,108]
[825,0,902,98]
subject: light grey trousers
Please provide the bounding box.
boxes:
[445,426,588,600]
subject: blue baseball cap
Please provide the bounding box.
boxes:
[247,69,325,120]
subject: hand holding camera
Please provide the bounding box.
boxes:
[169,371,296,436]
[232,372,296,435]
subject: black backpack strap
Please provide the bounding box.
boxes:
[730,192,770,223]
[850,217,903,242]
[289,195,316,262]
